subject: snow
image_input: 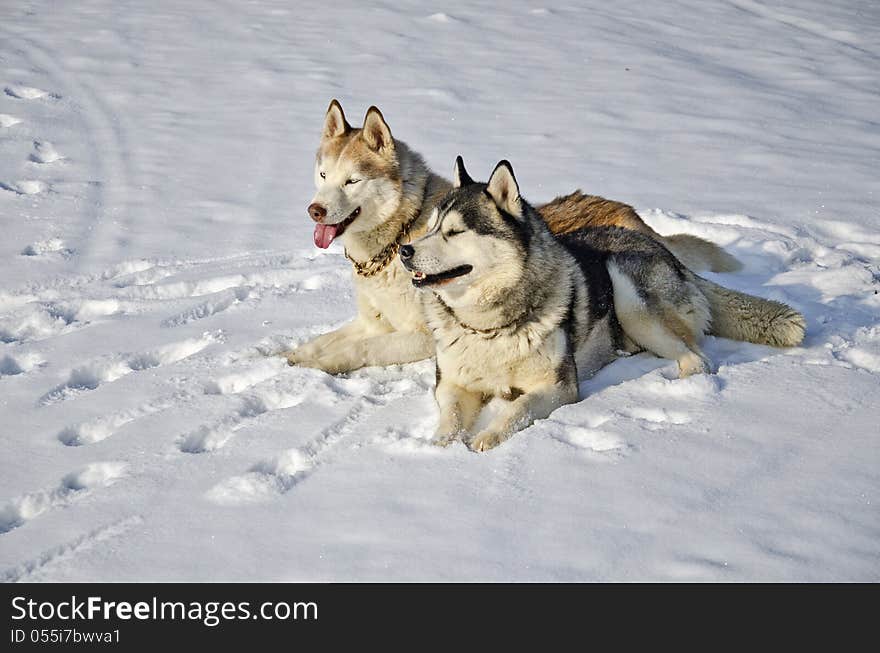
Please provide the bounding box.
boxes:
[0,0,878,581]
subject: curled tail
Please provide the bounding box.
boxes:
[692,275,805,347]
[660,234,742,273]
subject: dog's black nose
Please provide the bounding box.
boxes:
[399,244,414,260]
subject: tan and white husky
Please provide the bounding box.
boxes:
[283,100,741,373]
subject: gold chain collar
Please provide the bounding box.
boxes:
[344,208,421,278]
[436,296,534,339]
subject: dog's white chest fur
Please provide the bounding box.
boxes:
[354,262,428,333]
[432,310,567,397]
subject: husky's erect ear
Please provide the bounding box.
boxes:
[453,155,475,188]
[362,106,394,154]
[322,99,351,139]
[486,160,521,216]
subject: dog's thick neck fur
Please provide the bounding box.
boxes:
[342,140,448,265]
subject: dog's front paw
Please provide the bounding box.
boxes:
[676,351,713,378]
[281,347,345,373]
[281,349,301,366]
[282,347,319,367]
[468,430,505,452]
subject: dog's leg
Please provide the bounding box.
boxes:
[616,308,711,378]
[469,383,576,452]
[350,330,435,370]
[282,319,376,370]
[288,328,434,374]
[608,263,711,378]
[434,380,483,446]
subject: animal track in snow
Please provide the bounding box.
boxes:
[203,357,284,395]
[426,12,455,23]
[0,463,127,534]
[1,516,142,582]
[832,326,880,373]
[161,286,252,327]
[206,448,314,504]
[0,114,22,128]
[58,393,192,446]
[371,424,445,456]
[555,426,629,456]
[0,299,129,343]
[4,84,55,100]
[21,238,71,257]
[543,413,632,458]
[179,389,302,453]
[638,371,724,399]
[29,140,64,164]
[179,366,328,454]
[205,370,431,502]
[0,351,44,377]
[0,306,71,343]
[119,275,248,301]
[622,406,692,430]
[0,180,48,195]
[41,332,222,404]
[118,269,308,302]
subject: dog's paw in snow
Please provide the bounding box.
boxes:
[283,344,321,367]
[677,351,713,378]
[283,347,353,375]
[468,430,507,452]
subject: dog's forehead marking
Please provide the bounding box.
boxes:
[317,130,398,181]
[430,208,464,234]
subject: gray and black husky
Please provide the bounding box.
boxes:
[400,157,805,451]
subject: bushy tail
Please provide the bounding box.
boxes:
[692,276,805,347]
[660,234,743,273]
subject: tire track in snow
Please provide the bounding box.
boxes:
[0,30,134,267]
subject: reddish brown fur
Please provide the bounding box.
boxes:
[536,190,657,237]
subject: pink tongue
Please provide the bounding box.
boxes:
[313,223,339,249]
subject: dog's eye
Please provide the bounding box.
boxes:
[444,229,465,238]
[319,172,326,179]
[345,178,361,186]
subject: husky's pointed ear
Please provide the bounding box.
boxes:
[322,99,351,140]
[453,156,475,188]
[362,106,394,155]
[486,160,522,216]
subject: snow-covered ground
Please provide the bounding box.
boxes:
[1,0,878,581]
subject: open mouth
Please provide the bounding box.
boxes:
[411,265,473,288]
[313,206,361,249]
